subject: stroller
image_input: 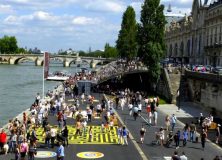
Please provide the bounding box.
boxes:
[165,132,174,147]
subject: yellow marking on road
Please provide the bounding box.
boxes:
[36,125,118,145]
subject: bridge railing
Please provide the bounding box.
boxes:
[95,60,148,83]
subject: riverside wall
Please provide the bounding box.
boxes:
[185,70,222,113]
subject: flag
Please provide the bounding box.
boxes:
[44,52,49,78]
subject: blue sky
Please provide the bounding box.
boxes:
[0,0,193,53]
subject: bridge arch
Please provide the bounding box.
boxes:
[68,59,91,67]
[13,57,37,64]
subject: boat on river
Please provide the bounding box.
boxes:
[46,71,70,81]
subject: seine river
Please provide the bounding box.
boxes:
[0,62,84,127]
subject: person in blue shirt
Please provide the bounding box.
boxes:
[122,126,128,145]
[183,129,189,147]
[57,142,65,160]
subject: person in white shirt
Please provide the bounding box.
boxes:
[180,152,188,160]
[138,103,142,114]
[50,127,57,148]
[128,103,133,116]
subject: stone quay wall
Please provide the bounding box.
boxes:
[185,70,222,113]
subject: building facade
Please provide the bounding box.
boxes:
[165,0,222,66]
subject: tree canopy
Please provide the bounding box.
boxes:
[137,0,166,82]
[116,6,137,60]
[0,35,18,54]
[104,43,118,58]
[0,35,30,54]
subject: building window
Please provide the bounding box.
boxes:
[215,27,217,43]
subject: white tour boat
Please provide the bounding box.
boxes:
[46,71,70,81]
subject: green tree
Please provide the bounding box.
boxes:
[0,35,18,54]
[116,6,137,60]
[104,43,118,58]
[16,47,27,54]
[137,0,166,82]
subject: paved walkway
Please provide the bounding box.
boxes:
[1,92,222,160]
[114,100,222,160]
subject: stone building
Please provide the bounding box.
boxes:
[165,0,222,67]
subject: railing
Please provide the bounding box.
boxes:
[185,70,222,83]
[95,61,148,84]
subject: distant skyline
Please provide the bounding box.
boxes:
[0,0,193,53]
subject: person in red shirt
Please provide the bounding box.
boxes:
[0,129,7,151]
[57,111,63,128]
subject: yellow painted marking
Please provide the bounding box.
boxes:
[36,125,118,144]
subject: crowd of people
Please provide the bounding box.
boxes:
[112,87,221,159]
[0,61,221,160]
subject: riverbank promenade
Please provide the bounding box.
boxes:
[1,89,222,160]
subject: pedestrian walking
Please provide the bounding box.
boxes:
[75,121,82,136]
[87,126,92,142]
[62,126,69,146]
[165,115,171,132]
[57,142,65,160]
[153,109,158,126]
[199,113,204,127]
[140,125,146,144]
[20,139,28,160]
[180,152,188,160]
[189,121,196,142]
[174,131,180,149]
[122,126,128,145]
[133,106,139,121]
[159,127,164,146]
[182,129,189,147]
[15,144,20,160]
[50,126,57,148]
[171,114,177,131]
[28,141,37,160]
[128,103,133,116]
[146,103,152,124]
[215,124,221,144]
[117,125,122,144]
[201,129,207,150]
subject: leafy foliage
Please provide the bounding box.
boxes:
[104,43,118,58]
[0,35,18,54]
[116,6,137,60]
[137,0,166,82]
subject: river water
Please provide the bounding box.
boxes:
[0,61,86,127]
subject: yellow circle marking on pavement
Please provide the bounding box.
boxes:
[77,152,104,159]
[35,151,57,158]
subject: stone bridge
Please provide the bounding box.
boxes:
[0,54,115,68]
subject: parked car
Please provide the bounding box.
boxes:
[193,65,206,72]
[212,66,222,75]
[205,65,212,72]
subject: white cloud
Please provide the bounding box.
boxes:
[84,0,124,13]
[72,16,100,25]
[0,4,15,14]
[3,11,58,25]
[32,11,56,21]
